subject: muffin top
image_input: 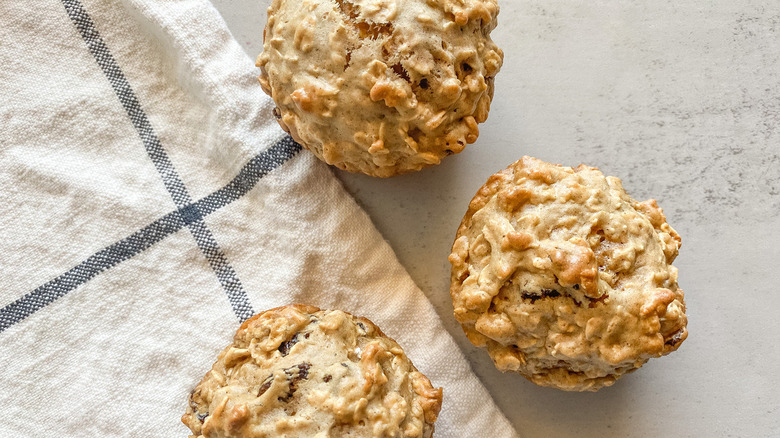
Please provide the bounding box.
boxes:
[257,0,503,176]
[182,304,442,437]
[449,157,687,391]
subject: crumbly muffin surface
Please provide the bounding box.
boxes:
[448,157,688,391]
[257,0,503,176]
[182,305,442,437]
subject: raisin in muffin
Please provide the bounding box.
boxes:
[182,304,442,437]
[448,157,688,391]
[257,0,503,177]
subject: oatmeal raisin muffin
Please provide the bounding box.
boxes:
[257,0,503,177]
[182,304,442,437]
[448,157,688,391]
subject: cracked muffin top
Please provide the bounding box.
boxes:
[182,304,442,437]
[257,0,503,177]
[448,157,688,391]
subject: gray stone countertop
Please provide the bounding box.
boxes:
[212,1,780,435]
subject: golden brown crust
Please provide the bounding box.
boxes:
[257,0,503,177]
[183,304,442,437]
[449,157,688,391]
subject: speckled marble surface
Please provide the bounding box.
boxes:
[212,1,780,435]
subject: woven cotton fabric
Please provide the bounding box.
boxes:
[0,0,517,436]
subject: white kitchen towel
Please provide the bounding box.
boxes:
[0,0,517,436]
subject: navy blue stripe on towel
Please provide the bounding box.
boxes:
[57,0,280,322]
[0,137,301,333]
